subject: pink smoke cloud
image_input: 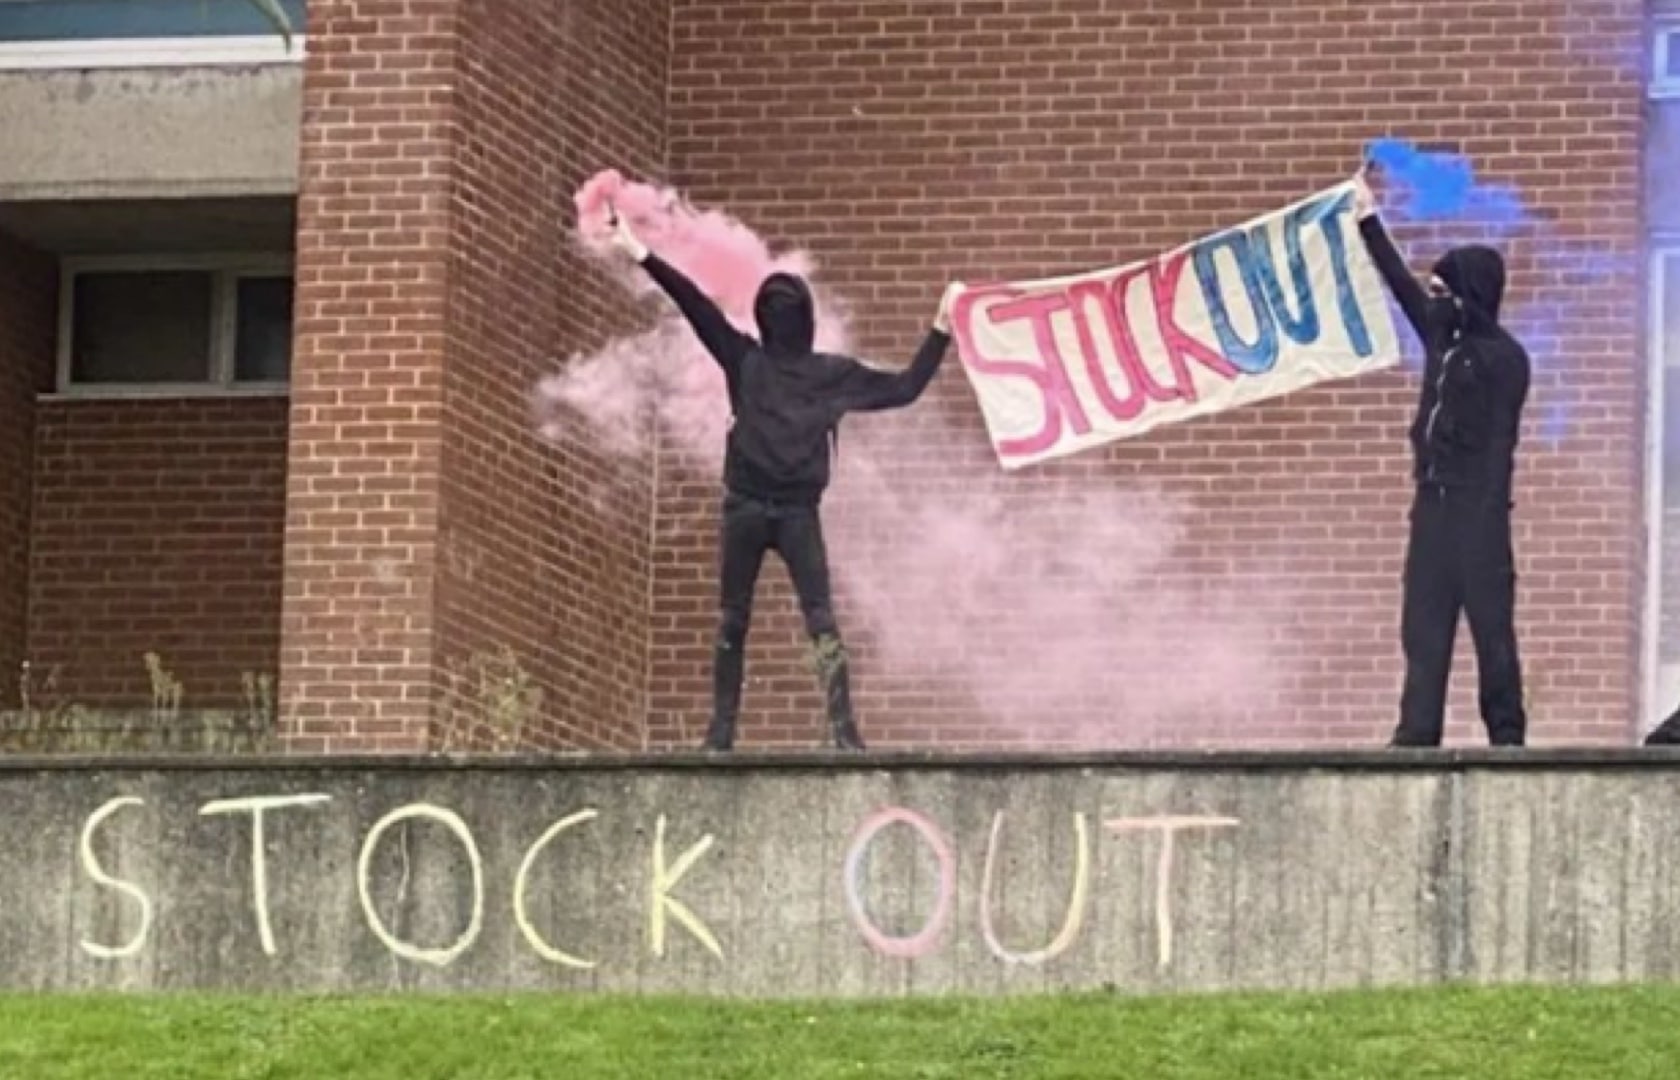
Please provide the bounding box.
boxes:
[542,169,1295,748]
[539,169,850,463]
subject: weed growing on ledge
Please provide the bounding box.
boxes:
[144,652,184,723]
[16,661,92,730]
[438,646,544,753]
[242,671,275,729]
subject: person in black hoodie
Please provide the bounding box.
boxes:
[1352,167,1531,747]
[608,210,957,752]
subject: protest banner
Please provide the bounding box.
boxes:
[950,183,1401,470]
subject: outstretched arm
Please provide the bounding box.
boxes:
[834,284,962,413]
[836,329,952,413]
[1352,171,1430,340]
[611,211,753,374]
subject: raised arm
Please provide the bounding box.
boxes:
[639,256,754,374]
[1352,172,1430,340]
[611,212,753,374]
[833,284,962,413]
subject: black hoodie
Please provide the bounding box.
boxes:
[639,255,951,504]
[1359,217,1531,495]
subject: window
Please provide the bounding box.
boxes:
[1645,246,1680,729]
[0,0,305,40]
[1657,24,1680,101]
[0,0,305,69]
[57,256,293,395]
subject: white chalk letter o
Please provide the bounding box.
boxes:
[356,803,484,967]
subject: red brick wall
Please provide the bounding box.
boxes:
[29,399,288,706]
[436,0,669,749]
[283,0,669,751]
[652,0,1647,748]
[0,233,56,708]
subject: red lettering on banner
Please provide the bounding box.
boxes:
[956,254,1244,464]
[1148,252,1241,400]
[1068,270,1190,421]
[1065,279,1147,422]
[953,286,1091,459]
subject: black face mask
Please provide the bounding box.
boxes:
[1425,295,1463,342]
[1429,246,1506,332]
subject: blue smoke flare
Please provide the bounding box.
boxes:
[1365,137,1531,225]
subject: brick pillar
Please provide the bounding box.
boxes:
[281,0,670,752]
[279,1,459,751]
[433,0,671,751]
[0,232,56,708]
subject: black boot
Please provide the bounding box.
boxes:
[1647,708,1680,746]
[701,718,735,752]
[813,634,865,751]
[832,717,866,752]
[704,635,745,752]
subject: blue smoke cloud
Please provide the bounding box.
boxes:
[1365,137,1531,226]
[1361,136,1624,450]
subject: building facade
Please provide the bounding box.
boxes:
[0,0,1671,752]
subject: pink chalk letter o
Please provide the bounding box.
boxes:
[841,807,956,959]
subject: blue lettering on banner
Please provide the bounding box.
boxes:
[1310,190,1377,358]
[1194,190,1377,373]
[1192,232,1280,375]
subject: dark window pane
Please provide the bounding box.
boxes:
[1668,34,1680,79]
[71,270,212,384]
[234,276,293,383]
[0,0,307,42]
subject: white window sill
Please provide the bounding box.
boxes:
[1655,81,1680,103]
[41,384,290,403]
[0,35,305,72]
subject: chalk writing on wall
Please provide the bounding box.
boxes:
[74,795,1241,975]
[979,811,1090,966]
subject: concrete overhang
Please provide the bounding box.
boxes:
[0,62,300,203]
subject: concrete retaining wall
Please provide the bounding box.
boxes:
[3,752,1678,996]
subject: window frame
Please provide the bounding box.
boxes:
[1644,241,1680,732]
[0,34,302,71]
[54,252,294,400]
[0,0,306,71]
[1656,22,1680,101]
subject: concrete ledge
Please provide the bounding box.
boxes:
[0,747,1675,772]
[3,755,1677,997]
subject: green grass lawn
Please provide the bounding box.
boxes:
[0,985,1677,1079]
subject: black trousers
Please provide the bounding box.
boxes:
[1395,484,1526,746]
[711,492,854,740]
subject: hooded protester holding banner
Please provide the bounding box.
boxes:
[1351,167,1532,748]
[607,209,958,753]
